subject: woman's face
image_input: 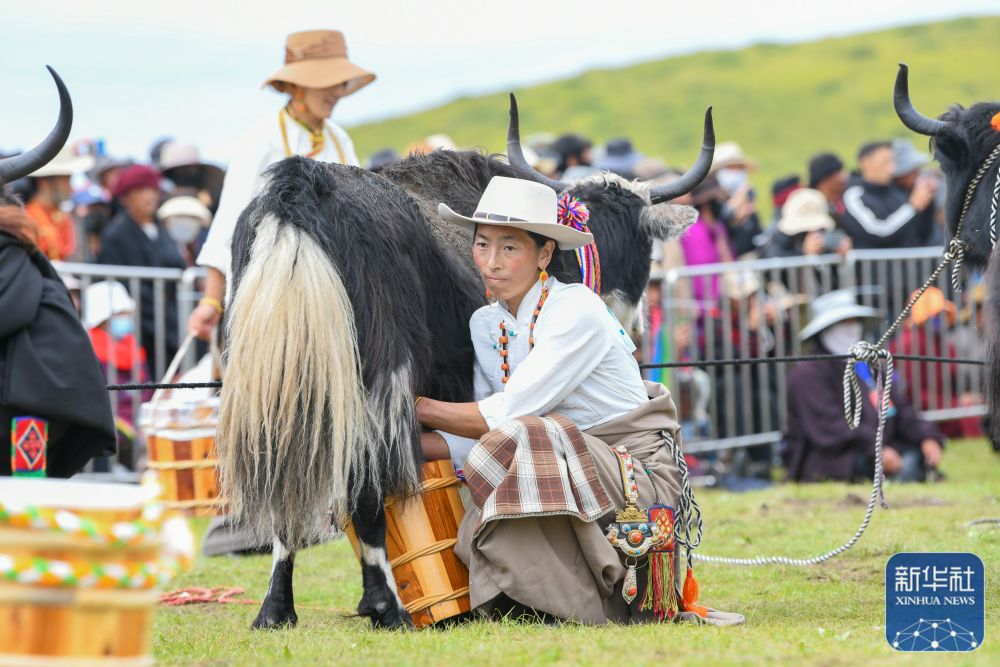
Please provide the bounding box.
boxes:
[472,224,553,304]
[299,83,349,120]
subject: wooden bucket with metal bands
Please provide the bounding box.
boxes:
[346,460,471,628]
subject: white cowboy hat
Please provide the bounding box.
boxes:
[158,195,212,224]
[438,176,593,250]
[777,188,836,236]
[82,280,135,330]
[798,289,880,341]
[29,146,94,178]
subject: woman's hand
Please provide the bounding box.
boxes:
[416,396,490,440]
[421,431,451,461]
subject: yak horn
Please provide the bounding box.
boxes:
[894,63,947,137]
[507,93,568,192]
[0,66,73,184]
[649,107,716,204]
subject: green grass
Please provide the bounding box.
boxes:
[154,438,1000,666]
[347,16,1000,221]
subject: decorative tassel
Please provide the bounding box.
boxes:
[681,566,709,618]
[640,551,677,622]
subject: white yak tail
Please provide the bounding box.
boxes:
[216,213,367,548]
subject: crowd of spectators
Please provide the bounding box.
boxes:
[2,126,981,484]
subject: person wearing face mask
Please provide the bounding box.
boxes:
[23,147,94,261]
[710,142,762,257]
[158,195,212,266]
[189,29,374,342]
[97,164,186,377]
[82,281,152,469]
[783,290,945,483]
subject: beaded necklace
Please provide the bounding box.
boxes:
[498,279,549,384]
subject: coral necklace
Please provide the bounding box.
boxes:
[498,277,550,384]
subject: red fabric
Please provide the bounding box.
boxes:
[24,201,75,260]
[112,164,160,198]
[88,327,147,371]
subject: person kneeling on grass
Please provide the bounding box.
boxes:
[416,176,743,626]
[783,289,945,484]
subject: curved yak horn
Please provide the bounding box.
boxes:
[893,63,948,137]
[0,66,74,184]
[649,106,716,205]
[507,93,568,192]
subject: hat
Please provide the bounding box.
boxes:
[633,157,671,182]
[263,30,375,95]
[807,153,844,188]
[771,175,801,208]
[157,195,212,224]
[710,141,756,172]
[28,146,94,178]
[438,176,593,250]
[777,188,836,236]
[112,164,161,198]
[798,289,880,341]
[83,280,135,329]
[723,270,761,300]
[366,148,401,171]
[157,143,225,207]
[595,138,642,176]
[892,139,930,178]
[907,286,956,327]
[86,155,132,186]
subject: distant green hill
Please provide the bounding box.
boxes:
[348,16,1000,219]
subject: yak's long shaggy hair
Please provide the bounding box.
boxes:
[218,157,482,547]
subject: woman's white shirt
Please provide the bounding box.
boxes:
[196,112,359,280]
[440,278,649,470]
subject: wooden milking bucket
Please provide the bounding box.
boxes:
[347,460,471,628]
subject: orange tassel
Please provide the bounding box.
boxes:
[681,567,710,618]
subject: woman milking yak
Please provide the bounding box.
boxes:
[417,176,744,625]
[219,155,743,629]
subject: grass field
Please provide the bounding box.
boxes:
[154,438,999,666]
[347,16,1000,221]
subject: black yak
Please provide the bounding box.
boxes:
[893,63,1000,450]
[218,98,715,630]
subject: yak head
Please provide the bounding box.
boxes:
[506,94,713,336]
[894,63,1000,268]
[0,66,73,208]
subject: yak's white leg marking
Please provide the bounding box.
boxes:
[265,537,291,597]
[360,541,403,612]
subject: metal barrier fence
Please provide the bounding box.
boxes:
[51,261,206,472]
[645,246,986,464]
[54,248,983,473]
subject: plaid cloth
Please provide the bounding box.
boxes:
[465,414,614,535]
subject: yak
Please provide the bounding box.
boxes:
[217,98,716,630]
[893,63,1000,451]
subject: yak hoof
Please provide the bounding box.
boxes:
[357,596,413,630]
[251,605,298,630]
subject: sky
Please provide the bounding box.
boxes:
[2,0,997,165]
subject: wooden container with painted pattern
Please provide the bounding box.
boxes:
[346,459,471,628]
[145,427,224,516]
[0,479,163,667]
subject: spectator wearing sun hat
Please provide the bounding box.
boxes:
[23,146,94,261]
[97,164,186,377]
[158,195,212,266]
[191,29,375,343]
[710,141,762,257]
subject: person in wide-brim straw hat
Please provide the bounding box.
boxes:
[195,28,377,557]
[190,28,374,344]
[414,176,744,626]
